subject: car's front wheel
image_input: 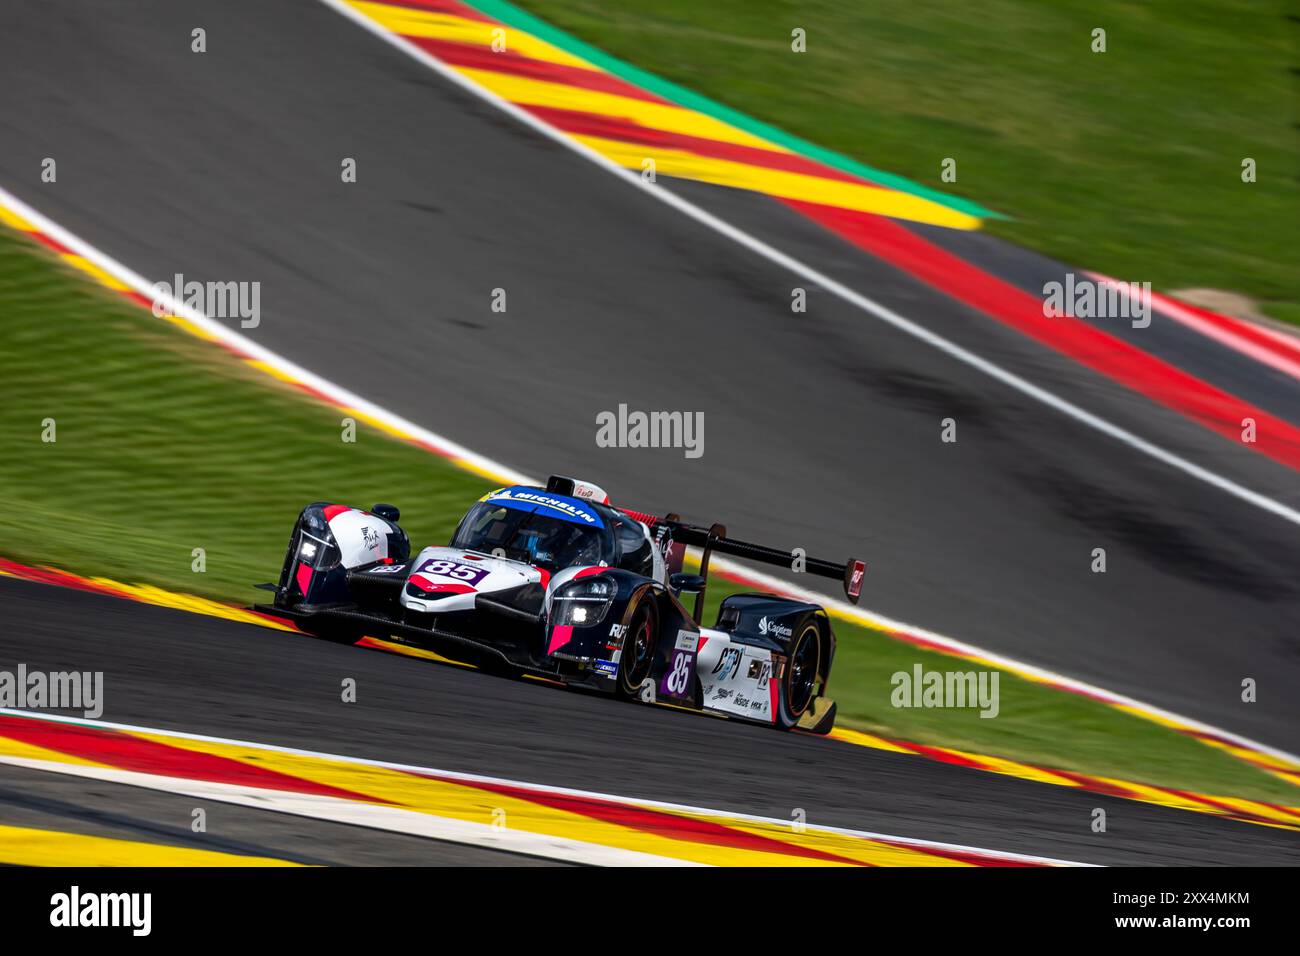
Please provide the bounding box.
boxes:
[616,596,658,698]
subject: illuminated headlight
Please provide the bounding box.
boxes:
[299,541,318,560]
[550,577,614,627]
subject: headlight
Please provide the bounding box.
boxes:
[550,577,614,627]
[299,541,318,560]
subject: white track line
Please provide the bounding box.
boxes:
[0,710,1086,865]
[2,6,1296,775]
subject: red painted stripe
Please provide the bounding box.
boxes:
[410,771,872,865]
[786,200,1300,472]
[375,0,495,22]
[0,715,386,803]
[1158,786,1283,825]
[0,558,132,600]
[526,104,868,185]
[322,504,352,520]
[1158,292,1300,363]
[408,37,669,105]
[28,231,75,256]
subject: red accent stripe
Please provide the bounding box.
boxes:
[618,508,659,527]
[0,715,387,803]
[785,200,1300,472]
[322,504,351,520]
[546,623,573,655]
[409,37,669,105]
[526,104,868,185]
[408,576,475,595]
[295,561,313,596]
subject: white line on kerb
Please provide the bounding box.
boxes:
[1,7,1296,772]
[0,710,1087,866]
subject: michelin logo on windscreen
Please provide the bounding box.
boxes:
[488,489,600,524]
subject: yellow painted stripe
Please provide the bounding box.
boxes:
[83,579,297,631]
[158,311,223,342]
[339,405,418,441]
[350,1,594,69]
[696,815,975,867]
[574,134,980,230]
[0,733,112,770]
[828,727,917,754]
[452,455,514,482]
[0,205,37,231]
[0,824,300,866]
[59,253,131,291]
[357,635,473,667]
[1204,795,1300,828]
[455,67,780,151]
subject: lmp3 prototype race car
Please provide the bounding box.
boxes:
[254,476,866,733]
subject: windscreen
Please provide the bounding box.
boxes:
[451,503,610,571]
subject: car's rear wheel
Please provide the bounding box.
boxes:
[616,596,658,698]
[776,622,821,729]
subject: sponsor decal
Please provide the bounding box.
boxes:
[486,488,602,526]
[757,616,793,639]
[848,560,866,599]
[747,659,772,689]
[711,646,745,681]
[674,629,699,652]
[594,660,618,676]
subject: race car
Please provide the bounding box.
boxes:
[253,476,866,733]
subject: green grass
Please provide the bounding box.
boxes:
[0,228,1296,805]
[500,0,1298,322]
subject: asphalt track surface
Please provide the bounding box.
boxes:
[0,0,1297,863]
[4,575,1299,865]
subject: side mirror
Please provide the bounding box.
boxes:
[371,503,400,523]
[669,573,706,595]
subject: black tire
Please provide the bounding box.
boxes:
[776,622,821,730]
[615,596,659,698]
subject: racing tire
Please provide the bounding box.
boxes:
[775,621,821,730]
[615,596,659,699]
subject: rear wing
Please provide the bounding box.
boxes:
[619,508,866,624]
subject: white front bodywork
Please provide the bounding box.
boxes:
[399,547,545,614]
[328,508,397,567]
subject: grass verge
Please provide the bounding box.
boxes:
[0,226,1294,804]
[498,0,1297,323]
